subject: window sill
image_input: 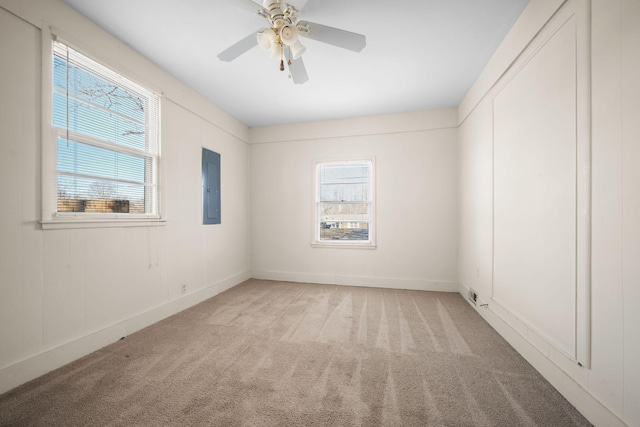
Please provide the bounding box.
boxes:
[41,218,167,230]
[311,242,377,250]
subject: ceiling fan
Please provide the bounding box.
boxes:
[218,0,367,84]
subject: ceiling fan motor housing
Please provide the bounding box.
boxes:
[257,1,306,60]
[261,1,297,29]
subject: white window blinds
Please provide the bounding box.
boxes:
[51,40,160,216]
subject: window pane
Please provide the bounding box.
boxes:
[320,182,369,202]
[54,55,145,125]
[57,175,146,214]
[319,163,370,202]
[319,164,369,185]
[57,138,146,183]
[318,202,369,218]
[319,220,369,241]
[318,202,369,241]
[52,92,146,151]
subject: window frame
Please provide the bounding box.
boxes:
[312,158,376,249]
[41,28,164,229]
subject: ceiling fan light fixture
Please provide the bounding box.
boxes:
[269,42,283,59]
[280,25,298,45]
[257,28,276,51]
[289,40,306,59]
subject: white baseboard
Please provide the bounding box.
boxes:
[457,283,626,427]
[0,271,250,395]
[251,269,459,292]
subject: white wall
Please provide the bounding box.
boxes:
[0,0,251,394]
[458,0,640,426]
[250,109,459,291]
[592,0,640,424]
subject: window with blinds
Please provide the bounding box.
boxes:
[315,160,374,245]
[51,40,160,217]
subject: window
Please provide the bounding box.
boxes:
[46,39,160,221]
[202,148,221,225]
[314,160,374,247]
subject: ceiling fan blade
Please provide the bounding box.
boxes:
[287,54,309,84]
[298,21,366,52]
[217,31,259,62]
[223,0,266,15]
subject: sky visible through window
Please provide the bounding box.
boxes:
[319,163,369,202]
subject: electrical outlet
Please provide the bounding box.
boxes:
[181,284,187,295]
[468,288,478,305]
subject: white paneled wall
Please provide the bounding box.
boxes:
[459,0,640,426]
[620,1,640,421]
[492,11,580,360]
[0,4,42,369]
[0,0,250,394]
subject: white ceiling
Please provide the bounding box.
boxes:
[62,0,530,128]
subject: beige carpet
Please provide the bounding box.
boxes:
[0,279,591,426]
